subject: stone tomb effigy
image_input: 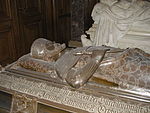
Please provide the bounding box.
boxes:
[0,38,150,113]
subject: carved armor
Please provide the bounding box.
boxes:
[17,38,150,90]
[96,48,150,90]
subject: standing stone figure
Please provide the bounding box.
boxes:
[81,0,150,48]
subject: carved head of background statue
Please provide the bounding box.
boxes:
[30,38,66,61]
[100,0,118,6]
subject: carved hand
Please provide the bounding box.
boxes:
[65,49,108,88]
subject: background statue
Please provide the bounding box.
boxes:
[81,0,150,52]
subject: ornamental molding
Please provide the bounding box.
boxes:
[0,72,150,113]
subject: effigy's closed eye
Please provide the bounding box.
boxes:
[46,43,55,50]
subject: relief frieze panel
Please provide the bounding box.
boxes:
[0,72,150,113]
[10,94,37,113]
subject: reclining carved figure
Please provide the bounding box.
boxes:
[17,38,150,90]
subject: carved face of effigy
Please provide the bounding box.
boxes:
[30,38,66,61]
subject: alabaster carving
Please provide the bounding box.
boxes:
[11,94,36,113]
[17,38,150,91]
[31,38,66,62]
[81,0,150,53]
[18,54,58,78]
[1,73,149,113]
[95,48,150,89]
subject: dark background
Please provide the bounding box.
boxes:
[0,0,99,65]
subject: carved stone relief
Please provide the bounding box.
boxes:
[0,72,150,113]
[10,93,37,113]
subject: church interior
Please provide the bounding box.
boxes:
[0,0,150,113]
[0,0,98,66]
